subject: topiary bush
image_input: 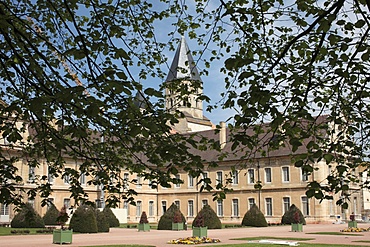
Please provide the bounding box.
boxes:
[192,205,222,229]
[11,203,45,228]
[281,204,306,225]
[43,204,59,225]
[157,203,186,230]
[139,211,149,224]
[103,207,120,227]
[69,205,98,233]
[242,204,268,227]
[96,209,110,232]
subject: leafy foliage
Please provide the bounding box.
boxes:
[96,209,110,232]
[281,204,306,225]
[42,204,59,225]
[103,207,120,227]
[192,205,222,229]
[69,205,98,233]
[241,204,267,227]
[157,203,186,230]
[11,203,45,228]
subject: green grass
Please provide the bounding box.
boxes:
[81,245,154,247]
[232,236,314,241]
[307,231,363,236]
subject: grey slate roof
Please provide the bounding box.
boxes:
[165,36,201,82]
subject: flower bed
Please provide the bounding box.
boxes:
[168,236,221,245]
[341,227,370,232]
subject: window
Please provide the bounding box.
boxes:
[123,173,129,189]
[28,166,35,182]
[149,201,154,217]
[175,174,181,188]
[136,176,142,188]
[80,173,86,185]
[0,204,9,216]
[302,196,309,216]
[248,198,255,209]
[63,198,71,208]
[48,166,54,183]
[216,171,223,185]
[136,201,142,217]
[232,170,239,185]
[265,198,272,216]
[123,200,128,210]
[283,197,290,213]
[232,199,239,217]
[282,167,290,182]
[202,199,208,208]
[217,200,223,216]
[161,201,167,215]
[188,174,194,187]
[301,167,309,181]
[46,198,54,210]
[63,173,70,184]
[28,199,35,208]
[174,200,180,210]
[188,200,194,217]
[265,168,272,183]
[202,172,209,185]
[248,169,254,184]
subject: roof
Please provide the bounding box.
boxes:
[165,36,201,82]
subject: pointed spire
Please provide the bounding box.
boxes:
[133,90,149,109]
[165,36,201,82]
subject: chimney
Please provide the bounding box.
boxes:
[220,121,226,149]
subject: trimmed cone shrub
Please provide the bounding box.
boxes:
[192,205,222,229]
[242,204,268,227]
[281,204,306,225]
[139,211,149,224]
[103,207,120,227]
[43,204,59,225]
[11,203,45,228]
[96,209,110,232]
[69,205,98,233]
[157,203,186,230]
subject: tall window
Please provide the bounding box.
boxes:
[216,171,223,185]
[123,173,129,189]
[0,203,9,216]
[48,166,54,183]
[188,174,194,187]
[202,199,208,208]
[283,197,290,213]
[232,199,239,217]
[161,201,167,215]
[302,196,309,216]
[175,174,181,188]
[217,200,223,216]
[174,200,180,210]
[149,201,154,217]
[301,167,309,181]
[232,170,239,185]
[63,198,71,208]
[282,167,290,182]
[123,200,128,210]
[248,198,255,209]
[265,168,272,183]
[28,166,35,182]
[63,173,70,184]
[136,176,142,188]
[248,169,254,184]
[265,198,272,216]
[202,172,209,185]
[136,201,142,217]
[80,173,86,185]
[188,200,194,217]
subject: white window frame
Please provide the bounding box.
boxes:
[248,198,255,209]
[302,196,309,216]
[174,200,180,210]
[216,171,223,185]
[80,173,86,185]
[248,169,254,184]
[188,174,194,187]
[28,166,35,182]
[136,176,142,188]
[232,199,239,217]
[161,201,167,216]
[282,167,290,182]
[63,198,71,208]
[63,173,70,184]
[283,197,290,213]
[217,200,223,216]
[265,198,272,216]
[202,199,208,208]
[0,203,9,216]
[232,170,239,185]
[188,200,194,217]
[175,174,181,188]
[265,167,272,183]
[149,201,154,217]
[202,172,209,185]
[301,167,309,181]
[48,166,54,184]
[136,201,142,217]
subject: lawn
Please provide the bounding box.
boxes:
[0,227,52,236]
